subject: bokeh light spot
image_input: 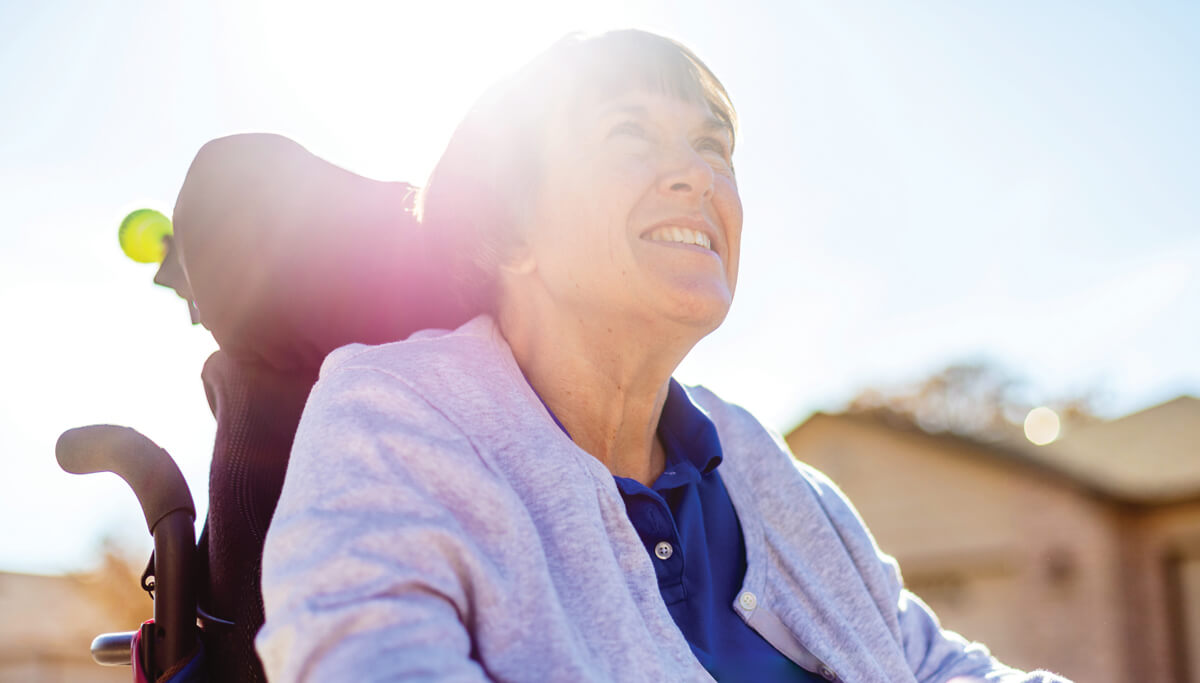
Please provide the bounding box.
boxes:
[1023,406,1061,445]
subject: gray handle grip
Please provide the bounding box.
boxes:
[56,425,195,534]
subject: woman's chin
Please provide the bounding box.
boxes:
[656,287,734,335]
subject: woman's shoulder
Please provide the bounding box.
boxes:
[279,315,528,519]
[682,383,859,520]
[307,314,529,417]
[681,384,803,476]
[296,314,565,478]
[320,314,509,382]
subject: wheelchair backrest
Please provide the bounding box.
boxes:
[174,133,478,681]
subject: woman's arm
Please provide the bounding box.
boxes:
[255,360,503,682]
[805,464,1073,683]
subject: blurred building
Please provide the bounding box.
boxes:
[0,566,149,682]
[787,395,1200,683]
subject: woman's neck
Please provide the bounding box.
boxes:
[499,301,693,486]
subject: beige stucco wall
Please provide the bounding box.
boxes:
[1122,500,1200,683]
[787,415,1129,683]
[0,571,149,683]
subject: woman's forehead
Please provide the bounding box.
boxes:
[572,90,732,137]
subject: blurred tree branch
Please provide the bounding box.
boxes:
[846,362,1098,443]
[66,535,153,628]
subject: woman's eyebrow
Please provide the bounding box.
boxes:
[600,104,728,135]
[599,104,650,119]
[698,115,732,140]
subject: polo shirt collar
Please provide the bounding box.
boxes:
[529,375,724,482]
[657,379,724,478]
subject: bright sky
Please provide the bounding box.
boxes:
[1,1,1197,575]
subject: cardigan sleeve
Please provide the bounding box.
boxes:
[894,585,1073,682]
[805,464,1074,683]
[255,362,504,682]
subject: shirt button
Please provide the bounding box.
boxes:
[819,665,837,680]
[654,541,673,560]
[738,591,757,611]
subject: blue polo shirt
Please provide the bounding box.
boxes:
[540,379,821,681]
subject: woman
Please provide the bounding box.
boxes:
[256,31,1069,682]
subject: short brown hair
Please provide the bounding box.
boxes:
[418,30,737,312]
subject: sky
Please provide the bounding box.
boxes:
[1,1,1197,575]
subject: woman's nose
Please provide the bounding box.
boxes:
[658,145,715,199]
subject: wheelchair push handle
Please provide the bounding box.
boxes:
[56,424,199,676]
[56,424,195,533]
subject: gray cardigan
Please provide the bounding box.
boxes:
[256,316,1070,682]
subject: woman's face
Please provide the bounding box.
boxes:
[517,89,743,336]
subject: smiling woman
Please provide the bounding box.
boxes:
[255,30,1072,682]
[520,91,741,334]
[417,31,738,317]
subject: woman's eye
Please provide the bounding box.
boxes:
[696,137,730,158]
[608,121,647,138]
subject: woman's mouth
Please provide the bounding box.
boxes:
[642,225,712,251]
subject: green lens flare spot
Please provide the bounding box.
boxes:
[118,208,174,263]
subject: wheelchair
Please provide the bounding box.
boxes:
[56,133,479,682]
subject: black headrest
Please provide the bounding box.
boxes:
[172,133,477,370]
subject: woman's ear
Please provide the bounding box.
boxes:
[499,240,537,275]
[497,205,539,275]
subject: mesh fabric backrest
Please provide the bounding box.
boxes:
[198,350,317,682]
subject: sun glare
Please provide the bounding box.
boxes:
[238,0,643,180]
[1023,406,1061,446]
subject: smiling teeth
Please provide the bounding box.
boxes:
[645,226,712,250]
